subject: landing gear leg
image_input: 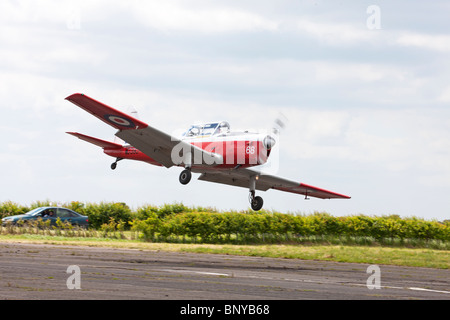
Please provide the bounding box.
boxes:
[249,176,264,211]
[111,158,123,170]
[179,168,192,185]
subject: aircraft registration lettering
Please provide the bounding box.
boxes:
[246,146,256,155]
[125,147,138,155]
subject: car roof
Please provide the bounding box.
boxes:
[37,206,73,211]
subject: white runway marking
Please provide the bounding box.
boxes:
[408,287,450,295]
[159,269,230,277]
[159,268,450,296]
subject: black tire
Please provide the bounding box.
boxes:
[179,169,192,185]
[111,162,117,170]
[251,196,264,211]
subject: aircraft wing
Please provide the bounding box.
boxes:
[197,168,350,199]
[66,93,221,168]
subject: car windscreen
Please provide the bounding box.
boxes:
[25,208,46,216]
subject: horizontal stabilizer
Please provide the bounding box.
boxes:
[67,132,122,150]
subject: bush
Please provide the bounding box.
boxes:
[1,201,449,246]
[130,210,450,245]
[0,201,29,218]
[84,202,133,230]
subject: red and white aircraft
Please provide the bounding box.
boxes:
[66,93,350,211]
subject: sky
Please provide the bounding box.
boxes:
[1,0,450,220]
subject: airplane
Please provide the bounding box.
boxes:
[65,93,350,211]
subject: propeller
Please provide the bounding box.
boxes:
[272,112,288,135]
[258,113,289,174]
[263,113,288,150]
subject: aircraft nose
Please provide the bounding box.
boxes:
[263,135,276,150]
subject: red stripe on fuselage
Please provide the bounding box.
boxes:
[188,139,269,168]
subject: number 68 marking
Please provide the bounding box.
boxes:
[246,146,255,154]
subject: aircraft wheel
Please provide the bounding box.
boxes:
[179,169,192,185]
[251,196,264,211]
[111,162,117,170]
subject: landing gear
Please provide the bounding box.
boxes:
[248,175,263,211]
[249,190,264,211]
[179,169,192,185]
[111,158,123,170]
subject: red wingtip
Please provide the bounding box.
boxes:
[65,93,83,100]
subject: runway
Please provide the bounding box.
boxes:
[0,242,449,301]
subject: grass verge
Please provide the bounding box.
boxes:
[1,234,449,269]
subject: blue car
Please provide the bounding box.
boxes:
[1,207,89,228]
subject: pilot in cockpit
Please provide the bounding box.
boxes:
[186,126,201,137]
[185,122,230,137]
[216,121,230,135]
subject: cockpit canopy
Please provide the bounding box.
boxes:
[183,121,230,138]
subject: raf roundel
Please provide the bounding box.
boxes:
[104,114,135,128]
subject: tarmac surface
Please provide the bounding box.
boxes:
[0,242,449,300]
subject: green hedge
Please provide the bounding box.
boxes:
[1,201,449,244]
[131,211,449,244]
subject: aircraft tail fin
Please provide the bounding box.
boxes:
[113,107,139,145]
[128,107,140,119]
[114,136,126,146]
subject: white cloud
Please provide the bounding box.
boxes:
[438,86,450,102]
[129,0,278,33]
[1,0,450,219]
[281,108,450,186]
[295,19,379,45]
[0,0,79,25]
[397,32,450,52]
